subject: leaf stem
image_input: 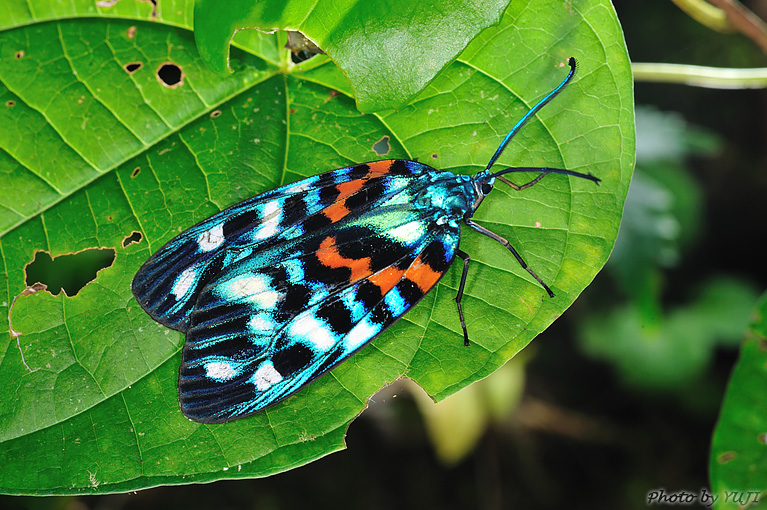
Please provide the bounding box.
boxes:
[632,62,767,89]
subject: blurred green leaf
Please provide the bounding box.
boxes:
[0,0,632,494]
[609,108,712,303]
[710,292,767,510]
[193,0,513,112]
[635,106,721,163]
[579,278,759,389]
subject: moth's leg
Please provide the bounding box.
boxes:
[464,218,555,298]
[454,249,472,347]
[494,167,600,191]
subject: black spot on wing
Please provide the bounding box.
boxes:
[301,211,333,233]
[223,209,259,241]
[315,298,354,335]
[275,283,313,322]
[192,315,251,343]
[356,280,383,309]
[389,159,414,176]
[347,163,371,179]
[395,252,416,270]
[419,239,452,272]
[344,179,386,211]
[318,183,341,206]
[280,192,309,226]
[397,278,424,308]
[370,301,393,325]
[271,342,315,376]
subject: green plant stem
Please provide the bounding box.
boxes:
[669,0,732,32]
[632,62,767,89]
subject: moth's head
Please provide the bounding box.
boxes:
[469,170,496,211]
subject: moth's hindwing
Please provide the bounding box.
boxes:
[179,223,459,423]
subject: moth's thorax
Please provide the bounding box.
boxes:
[412,170,478,226]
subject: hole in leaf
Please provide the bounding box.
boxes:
[431,153,439,159]
[210,110,222,118]
[124,62,142,74]
[140,0,158,18]
[157,62,184,88]
[131,166,141,178]
[15,50,24,59]
[25,248,116,297]
[122,231,142,247]
[372,136,390,156]
[5,100,15,107]
[286,31,324,64]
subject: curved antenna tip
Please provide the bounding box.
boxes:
[483,56,579,173]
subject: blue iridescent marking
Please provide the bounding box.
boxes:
[384,286,409,317]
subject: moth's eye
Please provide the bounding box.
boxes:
[481,183,493,195]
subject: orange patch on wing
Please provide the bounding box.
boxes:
[368,266,406,295]
[365,160,393,179]
[316,236,372,282]
[405,254,443,293]
[323,200,351,222]
[335,179,364,198]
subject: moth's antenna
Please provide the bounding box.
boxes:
[484,57,577,172]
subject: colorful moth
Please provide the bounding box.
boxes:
[132,57,599,423]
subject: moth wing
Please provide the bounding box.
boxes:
[131,160,428,332]
[179,224,459,423]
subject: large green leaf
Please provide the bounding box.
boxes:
[710,292,767,509]
[0,0,633,494]
[193,0,513,112]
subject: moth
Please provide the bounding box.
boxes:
[132,57,599,423]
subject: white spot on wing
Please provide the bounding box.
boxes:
[290,314,336,351]
[345,318,381,351]
[225,274,283,309]
[172,267,197,299]
[249,313,276,332]
[205,361,237,381]
[287,180,312,193]
[253,200,283,240]
[253,361,283,391]
[197,223,224,251]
